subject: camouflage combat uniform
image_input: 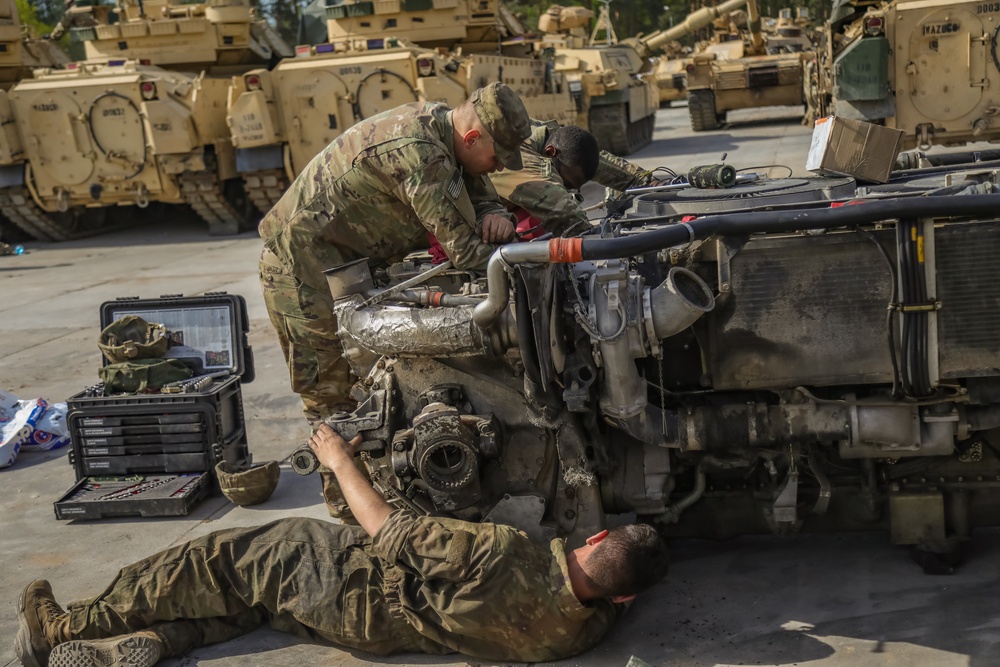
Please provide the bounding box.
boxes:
[490,120,653,236]
[49,2,100,41]
[64,511,624,662]
[259,101,517,517]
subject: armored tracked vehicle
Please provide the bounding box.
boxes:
[0,0,290,240]
[654,47,690,108]
[685,0,814,131]
[537,0,760,152]
[534,4,658,155]
[816,0,1000,150]
[0,0,68,241]
[311,151,1000,570]
[227,0,577,212]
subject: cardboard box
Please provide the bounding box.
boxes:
[806,116,904,184]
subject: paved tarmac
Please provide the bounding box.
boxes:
[2,105,998,667]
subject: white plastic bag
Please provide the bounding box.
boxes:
[0,395,71,468]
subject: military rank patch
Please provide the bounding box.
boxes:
[446,167,464,200]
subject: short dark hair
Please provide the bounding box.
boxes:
[546,125,600,182]
[584,523,669,598]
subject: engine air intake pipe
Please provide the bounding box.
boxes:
[648,267,715,340]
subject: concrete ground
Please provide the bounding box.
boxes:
[2,105,998,667]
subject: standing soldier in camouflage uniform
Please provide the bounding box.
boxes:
[258,83,531,521]
[16,424,671,667]
[491,120,659,237]
[47,0,102,41]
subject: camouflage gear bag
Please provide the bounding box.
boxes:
[99,359,193,394]
[98,315,169,364]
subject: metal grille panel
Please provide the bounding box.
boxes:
[709,231,894,390]
[716,70,747,90]
[936,221,1000,378]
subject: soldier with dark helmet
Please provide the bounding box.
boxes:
[257,83,530,522]
[15,424,670,667]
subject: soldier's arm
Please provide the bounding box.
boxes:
[592,152,654,191]
[497,176,590,237]
[308,425,392,537]
[466,173,516,226]
[492,151,590,236]
[400,154,499,270]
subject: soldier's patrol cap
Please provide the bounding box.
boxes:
[470,82,531,170]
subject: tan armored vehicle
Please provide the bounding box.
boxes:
[0,0,68,241]
[227,0,577,212]
[817,0,1000,150]
[536,0,764,151]
[653,44,690,108]
[534,4,659,155]
[0,0,290,240]
[685,0,814,132]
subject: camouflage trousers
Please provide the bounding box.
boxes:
[259,246,366,521]
[64,518,442,658]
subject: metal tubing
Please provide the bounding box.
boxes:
[338,297,496,358]
[471,243,550,329]
[658,467,706,524]
[580,195,1000,260]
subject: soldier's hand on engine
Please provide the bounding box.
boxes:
[480,214,515,243]
[308,424,363,472]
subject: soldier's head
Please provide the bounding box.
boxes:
[453,83,531,177]
[543,125,600,191]
[572,523,669,602]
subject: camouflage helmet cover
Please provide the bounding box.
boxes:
[215,460,280,506]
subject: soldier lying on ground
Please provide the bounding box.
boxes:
[16,424,671,667]
[257,82,531,523]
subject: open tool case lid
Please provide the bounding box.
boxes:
[100,292,255,383]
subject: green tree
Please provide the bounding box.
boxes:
[17,0,57,34]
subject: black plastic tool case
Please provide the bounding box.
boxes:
[54,293,255,520]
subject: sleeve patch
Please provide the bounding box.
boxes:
[446,167,465,201]
[446,530,475,566]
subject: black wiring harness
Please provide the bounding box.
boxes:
[895,218,935,397]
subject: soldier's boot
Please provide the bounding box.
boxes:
[15,579,70,667]
[48,632,166,667]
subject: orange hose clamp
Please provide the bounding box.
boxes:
[548,238,583,263]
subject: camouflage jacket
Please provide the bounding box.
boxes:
[489,120,652,237]
[370,509,626,661]
[259,103,512,293]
